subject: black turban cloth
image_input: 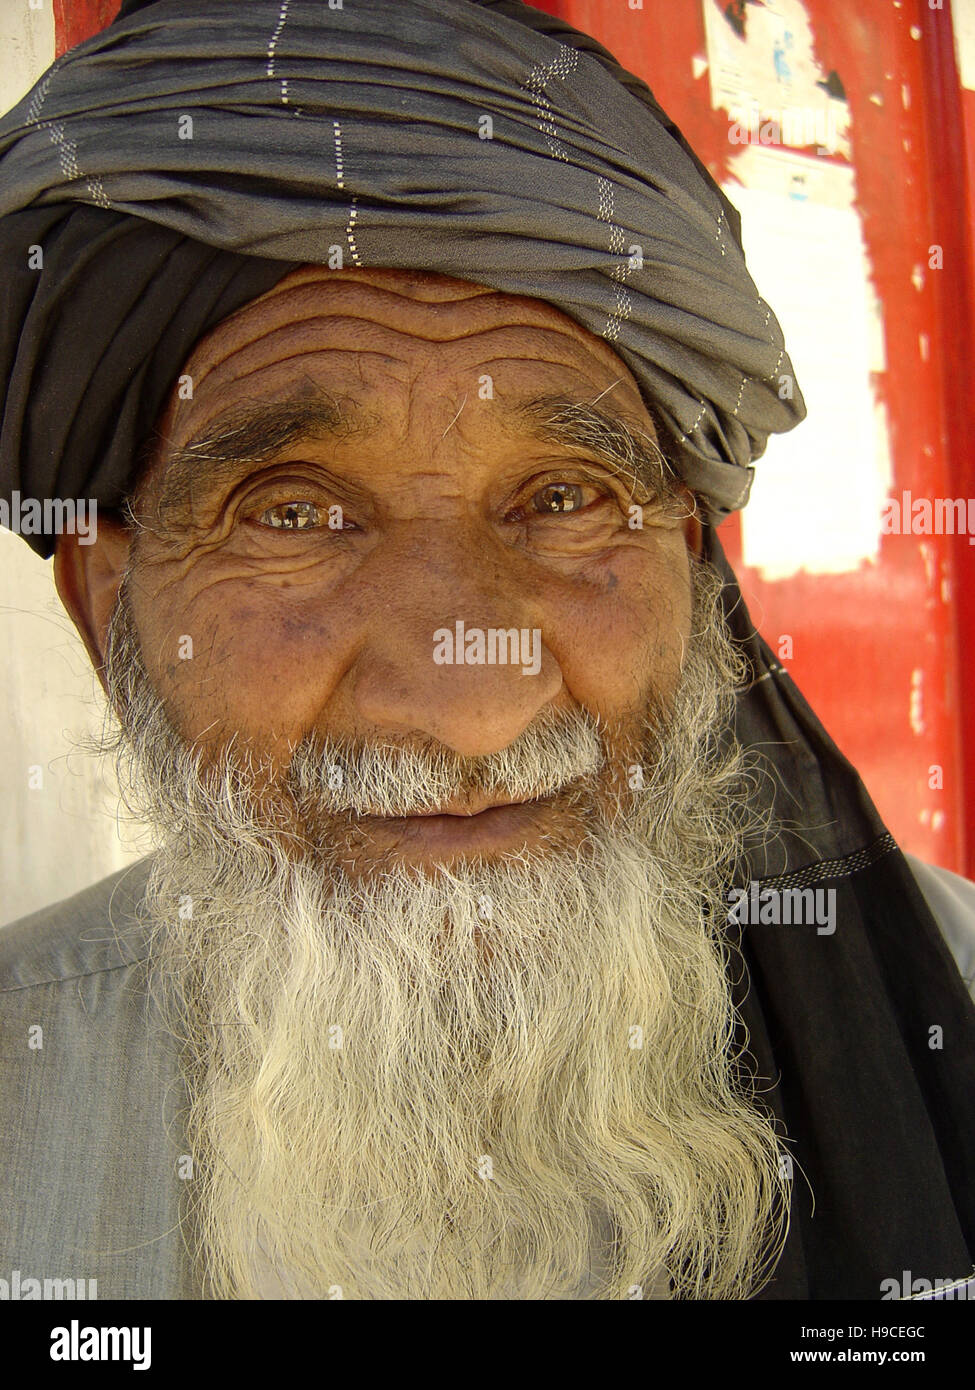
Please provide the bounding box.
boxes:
[2,0,975,1303]
[0,0,807,559]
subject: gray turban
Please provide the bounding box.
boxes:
[0,0,805,557]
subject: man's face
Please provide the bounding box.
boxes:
[57,267,787,1302]
[120,266,697,875]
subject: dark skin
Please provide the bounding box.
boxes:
[55,266,702,868]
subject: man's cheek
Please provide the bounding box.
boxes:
[147,601,339,746]
[558,573,689,712]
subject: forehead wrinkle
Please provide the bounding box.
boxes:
[196,346,414,395]
[187,327,413,394]
[239,273,500,320]
[191,295,509,374]
[188,298,625,389]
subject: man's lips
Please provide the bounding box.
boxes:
[352,794,556,851]
[402,795,527,817]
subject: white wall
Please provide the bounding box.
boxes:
[0,4,147,927]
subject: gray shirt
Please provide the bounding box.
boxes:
[1,853,973,1300]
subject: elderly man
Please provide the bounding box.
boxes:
[0,0,973,1303]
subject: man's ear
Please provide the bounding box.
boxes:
[53,515,133,695]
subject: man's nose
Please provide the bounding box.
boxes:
[347,534,562,759]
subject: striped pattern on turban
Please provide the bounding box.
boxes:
[0,0,805,556]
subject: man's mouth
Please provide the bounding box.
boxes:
[352,793,559,852]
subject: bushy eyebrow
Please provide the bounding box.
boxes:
[131,387,684,535]
[143,397,356,521]
[512,395,682,506]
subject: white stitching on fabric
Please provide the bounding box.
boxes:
[332,119,361,265]
[756,298,788,385]
[730,474,751,507]
[333,120,345,190]
[346,195,361,266]
[522,45,579,163]
[677,400,707,444]
[596,176,632,342]
[47,121,78,181]
[45,120,111,209]
[267,0,291,105]
[731,375,747,418]
[762,345,785,385]
[26,60,64,126]
[86,176,111,209]
[747,833,898,894]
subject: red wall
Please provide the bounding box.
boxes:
[524,1,975,877]
[54,0,121,47]
[55,0,975,875]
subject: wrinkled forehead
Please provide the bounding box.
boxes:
[161,265,649,443]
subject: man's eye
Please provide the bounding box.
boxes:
[530,482,601,515]
[259,501,322,530]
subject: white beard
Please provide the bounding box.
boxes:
[104,559,789,1300]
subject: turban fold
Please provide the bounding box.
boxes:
[0,0,806,557]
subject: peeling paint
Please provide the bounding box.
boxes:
[954,0,975,89]
[920,541,936,588]
[0,1,55,113]
[909,669,925,736]
[733,149,891,579]
[703,0,852,157]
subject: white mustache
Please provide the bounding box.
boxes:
[283,704,606,819]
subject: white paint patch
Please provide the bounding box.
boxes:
[920,540,937,588]
[953,0,975,90]
[909,668,925,736]
[730,147,892,580]
[0,0,54,117]
[702,0,851,157]
[939,552,952,605]
[692,54,709,81]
